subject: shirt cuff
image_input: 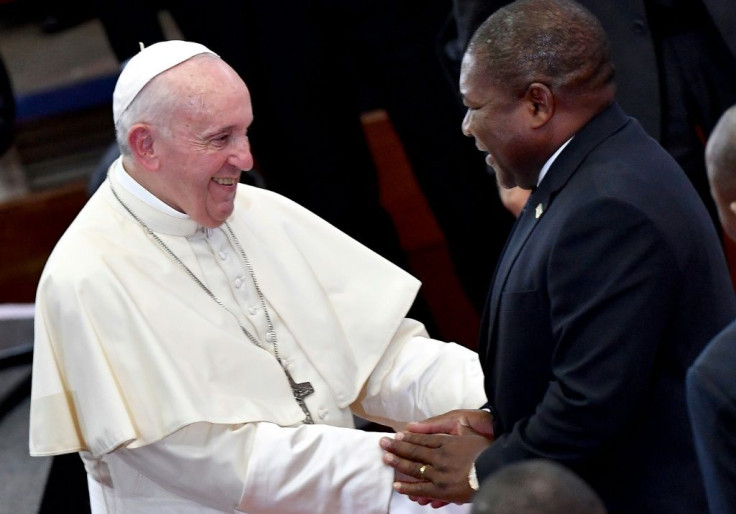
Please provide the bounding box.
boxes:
[468,464,480,491]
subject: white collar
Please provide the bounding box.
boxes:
[108,156,200,237]
[113,158,190,219]
[537,136,573,187]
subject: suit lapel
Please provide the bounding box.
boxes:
[482,189,544,367]
[481,102,631,368]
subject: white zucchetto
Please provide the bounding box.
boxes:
[112,40,218,124]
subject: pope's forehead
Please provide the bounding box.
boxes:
[167,73,253,129]
[165,55,230,81]
[161,58,249,99]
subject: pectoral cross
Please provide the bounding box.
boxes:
[285,368,315,424]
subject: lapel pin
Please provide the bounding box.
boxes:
[535,203,544,219]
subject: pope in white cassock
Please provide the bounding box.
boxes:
[28,41,486,513]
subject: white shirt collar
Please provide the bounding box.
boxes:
[537,136,573,187]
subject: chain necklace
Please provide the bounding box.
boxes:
[110,183,315,424]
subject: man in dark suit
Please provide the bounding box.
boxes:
[440,0,736,235]
[379,1,736,512]
[687,104,736,514]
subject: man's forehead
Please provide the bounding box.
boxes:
[460,51,492,80]
[460,53,492,95]
[460,50,479,72]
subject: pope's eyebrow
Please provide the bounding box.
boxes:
[202,125,237,139]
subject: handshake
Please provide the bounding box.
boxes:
[380,409,494,507]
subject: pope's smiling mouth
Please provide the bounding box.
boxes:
[212,177,238,186]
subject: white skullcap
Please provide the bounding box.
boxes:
[112,40,218,124]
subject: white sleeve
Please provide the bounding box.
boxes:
[113,421,398,514]
[358,318,487,429]
[109,320,484,513]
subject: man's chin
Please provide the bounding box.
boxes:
[495,172,517,190]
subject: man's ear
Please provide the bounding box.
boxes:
[128,124,160,170]
[525,82,554,128]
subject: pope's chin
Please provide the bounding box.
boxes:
[199,204,236,228]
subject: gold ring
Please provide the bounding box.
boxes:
[419,464,427,479]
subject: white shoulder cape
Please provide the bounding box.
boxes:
[30,171,420,457]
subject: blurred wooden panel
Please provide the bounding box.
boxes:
[362,109,480,349]
[0,180,88,303]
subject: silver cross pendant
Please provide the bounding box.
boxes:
[284,368,315,424]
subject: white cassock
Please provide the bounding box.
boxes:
[30,158,486,513]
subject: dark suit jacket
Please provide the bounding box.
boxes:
[687,319,736,514]
[475,102,736,514]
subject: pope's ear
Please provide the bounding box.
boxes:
[128,124,159,170]
[525,82,554,128]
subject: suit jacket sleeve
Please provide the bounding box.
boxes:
[686,322,736,514]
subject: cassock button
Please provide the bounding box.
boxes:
[248,306,258,315]
[265,331,273,343]
[218,251,228,261]
[234,277,243,289]
[318,409,328,420]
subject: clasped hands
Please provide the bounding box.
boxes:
[379,409,494,507]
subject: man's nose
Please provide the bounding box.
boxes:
[461,110,472,137]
